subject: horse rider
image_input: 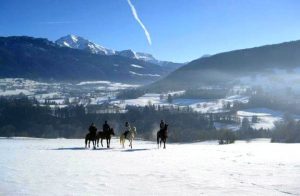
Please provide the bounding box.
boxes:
[89,123,97,136]
[103,120,110,133]
[124,121,131,138]
[160,120,165,131]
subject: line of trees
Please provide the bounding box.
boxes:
[1,96,299,143]
[0,96,215,142]
[271,114,300,143]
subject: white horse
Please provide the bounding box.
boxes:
[120,127,137,149]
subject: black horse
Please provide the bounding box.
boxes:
[157,124,168,149]
[85,132,97,149]
[96,128,115,148]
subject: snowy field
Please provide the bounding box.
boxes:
[1,138,300,195]
[237,108,284,130]
[112,93,249,114]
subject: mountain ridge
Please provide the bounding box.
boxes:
[55,34,182,68]
[148,39,300,91]
[0,36,172,83]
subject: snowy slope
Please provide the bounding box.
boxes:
[1,138,300,195]
[237,108,284,130]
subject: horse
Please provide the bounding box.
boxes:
[120,127,137,149]
[96,128,115,148]
[85,131,97,149]
[157,124,168,149]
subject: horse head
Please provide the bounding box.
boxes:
[163,124,168,136]
[132,127,137,134]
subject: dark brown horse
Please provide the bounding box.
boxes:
[157,124,168,149]
[96,128,115,148]
[85,132,97,149]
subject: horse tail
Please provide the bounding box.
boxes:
[120,134,123,144]
[157,132,159,147]
[85,136,88,148]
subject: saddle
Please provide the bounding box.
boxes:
[159,129,168,138]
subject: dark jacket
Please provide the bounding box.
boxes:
[160,122,165,130]
[89,125,97,135]
[103,123,110,132]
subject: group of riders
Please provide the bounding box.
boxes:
[88,120,168,139]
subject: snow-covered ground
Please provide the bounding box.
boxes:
[113,93,285,130]
[76,80,140,90]
[1,138,300,195]
[237,108,284,130]
[113,93,163,107]
[129,71,160,77]
[113,93,249,114]
[0,89,33,96]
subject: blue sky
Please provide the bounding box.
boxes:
[1,0,300,62]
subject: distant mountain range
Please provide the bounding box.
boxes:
[0,36,182,83]
[2,35,300,90]
[149,40,300,91]
[56,34,183,68]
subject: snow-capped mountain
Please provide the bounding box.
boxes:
[115,50,156,61]
[55,35,183,69]
[115,50,165,65]
[56,35,115,55]
[115,49,137,59]
[0,36,172,83]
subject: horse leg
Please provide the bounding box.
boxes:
[157,135,160,149]
[163,139,166,149]
[85,138,87,148]
[130,139,132,149]
[106,138,109,148]
[120,136,124,148]
[101,139,103,147]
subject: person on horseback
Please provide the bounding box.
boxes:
[124,121,131,138]
[160,120,165,131]
[103,120,110,133]
[89,123,97,137]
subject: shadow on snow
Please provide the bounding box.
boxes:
[51,147,153,152]
[122,148,151,152]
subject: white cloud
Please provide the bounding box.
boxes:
[127,0,152,45]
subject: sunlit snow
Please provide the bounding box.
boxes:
[0,138,299,195]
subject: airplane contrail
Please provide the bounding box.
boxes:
[126,0,152,45]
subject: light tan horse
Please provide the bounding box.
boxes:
[120,127,137,149]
